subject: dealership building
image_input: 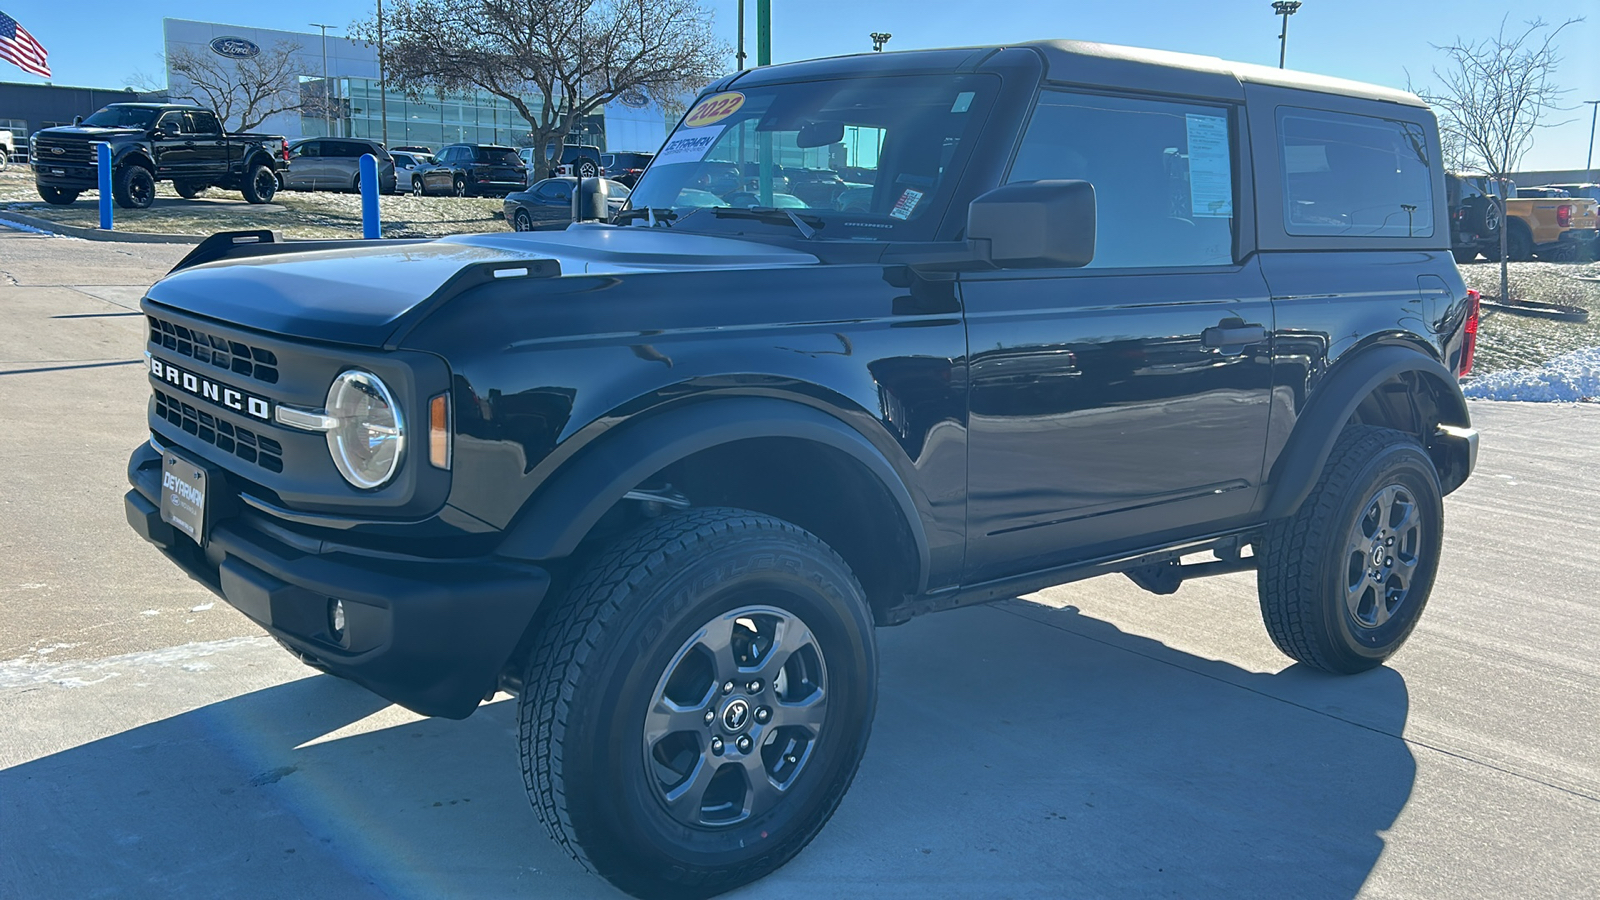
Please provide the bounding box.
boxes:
[0,18,673,156]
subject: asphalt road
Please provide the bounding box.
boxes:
[2,230,1597,899]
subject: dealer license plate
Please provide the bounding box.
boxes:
[159,452,209,546]
[50,168,65,175]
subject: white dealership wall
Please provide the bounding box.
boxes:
[163,19,377,141]
[160,18,671,152]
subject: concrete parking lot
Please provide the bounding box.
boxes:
[2,229,1597,899]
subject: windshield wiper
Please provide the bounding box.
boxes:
[613,207,679,227]
[708,207,823,240]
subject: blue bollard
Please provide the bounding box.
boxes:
[359,154,380,239]
[96,142,112,231]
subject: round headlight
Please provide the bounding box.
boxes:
[325,370,404,489]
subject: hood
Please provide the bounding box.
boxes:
[37,126,144,140]
[144,224,820,347]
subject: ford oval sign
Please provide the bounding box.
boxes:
[209,37,261,59]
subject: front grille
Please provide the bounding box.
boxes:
[34,135,94,165]
[148,316,279,384]
[154,389,284,473]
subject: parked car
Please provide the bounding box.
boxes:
[601,150,653,186]
[1540,182,1600,204]
[519,144,603,179]
[281,138,397,194]
[391,145,435,156]
[436,143,528,196]
[30,103,286,208]
[504,176,630,229]
[125,39,1480,899]
[390,150,435,178]
[1446,173,1501,263]
[407,158,467,197]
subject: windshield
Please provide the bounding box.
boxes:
[81,106,159,129]
[628,74,997,241]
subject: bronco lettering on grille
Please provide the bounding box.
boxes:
[148,356,271,421]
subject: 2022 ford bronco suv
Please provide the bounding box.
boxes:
[124,41,1480,898]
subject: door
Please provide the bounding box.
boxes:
[319,140,361,190]
[183,110,228,180]
[151,110,193,177]
[961,90,1274,582]
[285,141,320,189]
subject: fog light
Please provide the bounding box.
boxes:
[329,599,346,642]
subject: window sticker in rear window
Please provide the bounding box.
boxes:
[1185,113,1233,218]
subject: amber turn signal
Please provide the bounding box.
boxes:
[429,394,451,469]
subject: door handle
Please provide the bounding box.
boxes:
[1202,318,1266,348]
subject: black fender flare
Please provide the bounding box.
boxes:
[1261,344,1470,520]
[113,148,154,172]
[495,396,932,589]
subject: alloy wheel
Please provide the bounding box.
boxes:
[643,605,828,829]
[1343,484,1423,629]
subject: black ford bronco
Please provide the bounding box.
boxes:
[125,41,1480,899]
[32,102,286,208]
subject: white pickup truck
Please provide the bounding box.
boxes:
[0,129,15,170]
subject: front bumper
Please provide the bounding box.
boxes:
[125,441,549,718]
[34,167,98,190]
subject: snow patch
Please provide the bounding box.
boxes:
[1463,347,1600,403]
[190,602,215,612]
[0,637,274,689]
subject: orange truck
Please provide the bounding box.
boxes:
[1492,193,1599,261]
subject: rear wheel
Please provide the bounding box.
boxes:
[37,186,79,205]
[452,176,467,197]
[113,165,156,209]
[411,177,425,196]
[1257,426,1443,673]
[241,164,277,204]
[513,209,533,231]
[519,508,877,899]
[1505,222,1534,262]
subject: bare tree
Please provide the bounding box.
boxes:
[1416,17,1579,302]
[352,0,727,175]
[166,40,307,133]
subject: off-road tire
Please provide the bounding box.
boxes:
[241,164,277,204]
[1451,247,1478,264]
[1505,221,1534,262]
[1257,426,1443,674]
[38,186,78,205]
[173,179,209,200]
[113,165,156,209]
[519,508,877,900]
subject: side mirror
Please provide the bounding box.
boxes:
[73,115,83,126]
[968,180,1096,268]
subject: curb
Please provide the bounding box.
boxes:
[0,210,205,244]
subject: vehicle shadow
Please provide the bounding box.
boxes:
[0,603,1412,899]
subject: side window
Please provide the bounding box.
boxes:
[186,111,220,134]
[292,141,319,158]
[1278,108,1434,238]
[156,112,185,135]
[1009,91,1236,268]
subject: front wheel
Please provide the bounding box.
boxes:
[512,209,533,231]
[1257,426,1444,673]
[38,186,79,205]
[113,165,156,209]
[520,508,877,899]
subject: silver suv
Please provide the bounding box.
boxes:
[282,138,397,194]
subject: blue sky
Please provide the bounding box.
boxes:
[3,0,1596,169]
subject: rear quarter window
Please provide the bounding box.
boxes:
[1278,108,1435,239]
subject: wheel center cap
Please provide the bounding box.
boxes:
[721,698,750,731]
[1372,546,1385,567]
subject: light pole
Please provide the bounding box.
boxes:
[1272,1,1302,69]
[1585,99,1599,183]
[311,23,336,138]
[736,0,746,70]
[377,2,388,147]
[871,32,892,52]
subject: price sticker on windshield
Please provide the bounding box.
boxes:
[684,92,746,128]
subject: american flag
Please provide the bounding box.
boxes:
[0,10,51,79]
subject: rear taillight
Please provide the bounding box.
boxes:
[1557,204,1572,227]
[280,139,290,163]
[1459,289,1480,377]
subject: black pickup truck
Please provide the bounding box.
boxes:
[32,103,286,208]
[125,41,1479,899]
